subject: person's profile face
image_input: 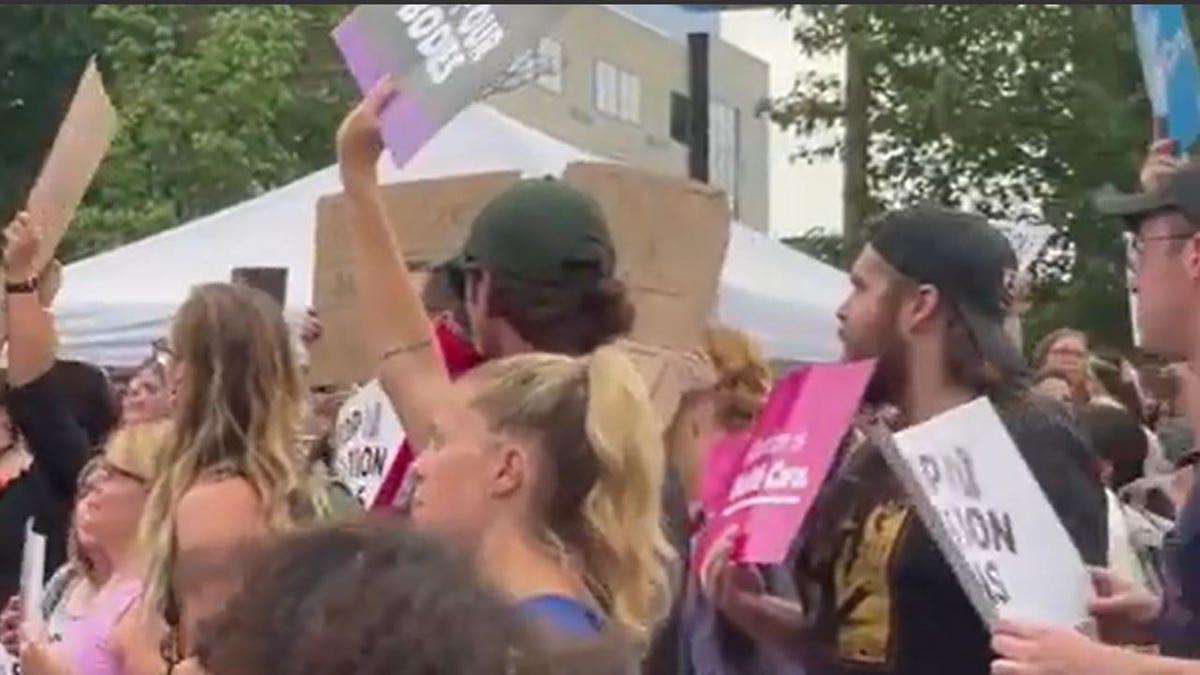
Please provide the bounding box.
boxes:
[1044,335,1088,381]
[122,366,171,425]
[409,381,511,546]
[1132,214,1200,357]
[838,247,903,362]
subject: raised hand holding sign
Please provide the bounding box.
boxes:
[333,4,570,168]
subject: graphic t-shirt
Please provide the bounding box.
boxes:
[795,399,1108,675]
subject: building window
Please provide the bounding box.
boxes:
[669,91,690,144]
[594,60,640,123]
[535,37,563,93]
[710,99,740,216]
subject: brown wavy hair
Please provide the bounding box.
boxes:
[482,268,635,356]
[140,284,326,621]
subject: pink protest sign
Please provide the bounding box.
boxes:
[694,359,876,568]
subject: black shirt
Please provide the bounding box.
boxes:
[0,371,95,603]
[795,399,1108,675]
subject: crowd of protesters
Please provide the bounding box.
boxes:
[0,73,1199,675]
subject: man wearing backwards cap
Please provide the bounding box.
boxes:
[702,207,1106,675]
[989,162,1200,675]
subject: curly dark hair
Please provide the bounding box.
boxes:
[483,268,635,356]
[194,518,555,675]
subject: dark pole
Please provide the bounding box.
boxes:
[687,31,710,183]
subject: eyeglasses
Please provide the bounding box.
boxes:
[1126,231,1197,269]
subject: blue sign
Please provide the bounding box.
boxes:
[1132,5,1200,151]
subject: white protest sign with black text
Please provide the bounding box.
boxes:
[332,380,406,508]
[880,398,1090,628]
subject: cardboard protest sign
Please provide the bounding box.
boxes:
[693,360,875,569]
[309,171,520,385]
[310,163,732,387]
[27,58,118,272]
[1132,5,1200,152]
[231,266,288,308]
[334,4,570,168]
[331,380,407,507]
[879,397,1091,628]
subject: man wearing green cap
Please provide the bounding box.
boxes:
[443,178,693,675]
[442,177,634,358]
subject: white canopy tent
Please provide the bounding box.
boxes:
[55,103,848,367]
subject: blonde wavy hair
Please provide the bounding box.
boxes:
[139,284,325,619]
[703,326,772,433]
[464,346,675,651]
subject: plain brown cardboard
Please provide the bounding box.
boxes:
[310,162,731,388]
[28,58,118,273]
[309,171,522,385]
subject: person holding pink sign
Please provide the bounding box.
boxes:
[702,208,1107,675]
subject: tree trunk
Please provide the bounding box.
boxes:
[841,6,870,266]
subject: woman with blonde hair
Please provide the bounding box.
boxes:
[137,283,328,668]
[336,79,673,652]
[19,423,170,675]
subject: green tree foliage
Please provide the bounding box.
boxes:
[0,4,356,261]
[770,5,1200,351]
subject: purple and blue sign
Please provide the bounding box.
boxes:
[334,4,569,168]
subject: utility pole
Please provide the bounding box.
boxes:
[841,5,870,266]
[687,32,710,184]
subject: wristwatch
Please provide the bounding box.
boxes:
[4,277,37,294]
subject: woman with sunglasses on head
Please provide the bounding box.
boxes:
[137,280,332,669]
[336,79,673,658]
[19,423,169,675]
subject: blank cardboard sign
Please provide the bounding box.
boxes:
[310,171,521,386]
[310,162,731,387]
[563,162,730,352]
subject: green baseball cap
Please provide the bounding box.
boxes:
[1095,164,1200,230]
[447,178,616,282]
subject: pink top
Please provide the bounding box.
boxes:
[58,575,142,675]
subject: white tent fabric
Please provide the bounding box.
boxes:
[56,103,848,367]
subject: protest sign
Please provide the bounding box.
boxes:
[26,58,118,272]
[310,163,731,387]
[879,397,1091,628]
[21,518,46,634]
[231,266,288,308]
[993,221,1054,277]
[334,4,570,168]
[693,360,875,569]
[332,380,406,507]
[1132,5,1200,152]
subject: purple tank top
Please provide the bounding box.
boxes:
[58,576,142,675]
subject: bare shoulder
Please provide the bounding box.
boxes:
[177,476,265,550]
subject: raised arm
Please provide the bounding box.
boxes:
[4,212,56,386]
[334,78,453,452]
[3,213,91,500]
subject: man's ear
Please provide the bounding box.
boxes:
[1184,233,1200,282]
[901,284,941,335]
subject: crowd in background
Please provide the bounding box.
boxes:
[0,74,1198,675]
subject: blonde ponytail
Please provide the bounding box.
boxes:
[579,347,675,649]
[465,348,676,650]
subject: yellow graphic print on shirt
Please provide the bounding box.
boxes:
[832,500,912,666]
